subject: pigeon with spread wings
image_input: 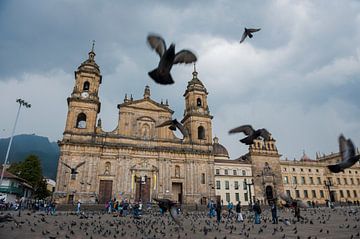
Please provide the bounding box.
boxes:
[229,124,271,145]
[240,28,261,43]
[153,198,181,224]
[156,119,189,137]
[147,34,197,85]
[279,193,308,209]
[61,161,86,175]
[327,135,360,173]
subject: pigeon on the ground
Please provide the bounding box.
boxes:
[0,213,14,223]
[240,28,261,43]
[229,124,271,145]
[156,119,189,137]
[147,34,197,84]
[153,198,181,224]
[61,161,86,175]
[327,134,360,173]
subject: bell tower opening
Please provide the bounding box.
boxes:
[76,113,87,128]
[83,81,90,91]
[197,98,202,107]
[198,126,205,139]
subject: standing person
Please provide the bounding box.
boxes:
[227,202,233,218]
[236,201,243,222]
[270,200,278,224]
[294,203,304,221]
[76,200,81,214]
[253,200,261,224]
[216,200,222,224]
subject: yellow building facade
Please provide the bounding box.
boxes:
[281,152,360,204]
[54,49,216,204]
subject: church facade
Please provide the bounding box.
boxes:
[54,48,216,204]
[54,48,360,206]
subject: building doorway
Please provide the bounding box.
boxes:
[172,182,183,204]
[99,180,113,204]
[67,194,74,204]
[330,190,336,202]
[135,176,151,203]
[266,185,274,200]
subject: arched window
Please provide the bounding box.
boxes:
[196,98,202,107]
[175,165,180,178]
[76,113,87,128]
[198,126,205,139]
[83,81,90,91]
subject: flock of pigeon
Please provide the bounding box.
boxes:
[0,206,359,239]
[147,27,360,227]
[5,28,356,238]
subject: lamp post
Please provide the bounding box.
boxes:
[245,178,254,206]
[0,99,31,186]
[324,179,333,203]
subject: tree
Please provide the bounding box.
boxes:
[8,154,50,199]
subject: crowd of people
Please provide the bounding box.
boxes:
[205,198,322,225]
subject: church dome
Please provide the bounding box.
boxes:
[213,136,229,158]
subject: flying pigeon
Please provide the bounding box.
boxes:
[327,135,360,173]
[156,119,189,137]
[61,161,86,175]
[147,34,197,84]
[229,124,271,145]
[279,193,308,209]
[153,198,181,224]
[240,28,261,43]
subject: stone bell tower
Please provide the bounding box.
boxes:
[64,42,102,135]
[181,65,213,144]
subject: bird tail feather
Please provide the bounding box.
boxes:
[148,68,174,85]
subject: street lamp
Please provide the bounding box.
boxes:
[245,178,254,206]
[324,179,333,203]
[0,99,31,186]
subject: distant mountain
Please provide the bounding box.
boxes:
[0,134,59,180]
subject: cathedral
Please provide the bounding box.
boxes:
[54,47,216,204]
[54,47,360,206]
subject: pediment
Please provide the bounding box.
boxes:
[121,99,173,113]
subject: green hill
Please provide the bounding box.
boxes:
[0,134,59,180]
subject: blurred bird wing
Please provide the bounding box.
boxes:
[156,119,174,128]
[75,161,86,170]
[259,128,271,140]
[173,119,189,137]
[61,161,72,170]
[240,31,248,43]
[169,206,181,224]
[247,28,261,33]
[338,135,358,167]
[147,34,166,57]
[279,192,293,204]
[296,200,308,208]
[173,50,197,64]
[229,125,254,135]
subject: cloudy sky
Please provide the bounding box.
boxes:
[1,0,359,160]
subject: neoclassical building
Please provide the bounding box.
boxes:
[281,151,360,204]
[54,48,216,204]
